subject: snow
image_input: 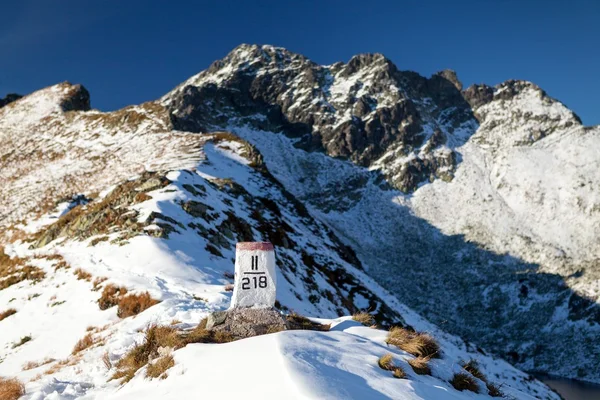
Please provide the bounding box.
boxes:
[102,319,555,400]
[0,122,558,399]
[0,85,205,224]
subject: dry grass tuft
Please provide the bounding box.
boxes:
[184,327,234,344]
[378,353,395,371]
[98,284,128,310]
[72,333,96,354]
[0,247,45,290]
[386,327,440,358]
[43,357,79,376]
[0,308,17,321]
[0,377,25,400]
[393,367,407,379]
[73,268,92,281]
[486,382,503,397]
[408,357,431,375]
[12,336,31,348]
[450,372,479,393]
[102,352,112,371]
[92,276,107,291]
[22,358,55,371]
[113,325,183,382]
[146,354,174,379]
[352,312,375,326]
[286,313,330,331]
[461,359,487,382]
[117,292,160,318]
[113,322,235,383]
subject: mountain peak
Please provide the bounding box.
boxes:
[434,69,462,91]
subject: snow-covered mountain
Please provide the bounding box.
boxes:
[160,44,600,384]
[0,43,597,398]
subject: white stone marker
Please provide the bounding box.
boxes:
[230,242,277,309]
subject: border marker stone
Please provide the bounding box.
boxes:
[230,242,276,309]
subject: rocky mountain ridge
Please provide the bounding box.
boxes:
[1,44,598,392]
[159,44,600,383]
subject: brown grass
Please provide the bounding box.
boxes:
[53,260,70,271]
[486,382,503,397]
[102,352,112,370]
[73,268,92,281]
[352,312,375,327]
[183,327,234,345]
[408,357,431,375]
[385,327,440,358]
[393,367,407,379]
[286,313,330,331]
[146,355,174,379]
[0,247,45,290]
[72,333,96,354]
[98,284,128,310]
[22,358,55,371]
[113,323,234,383]
[378,354,395,371]
[113,325,183,382]
[92,277,107,291]
[43,357,78,376]
[461,359,487,382]
[117,292,160,318]
[0,308,17,321]
[0,377,25,400]
[450,372,479,393]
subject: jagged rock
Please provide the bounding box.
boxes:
[164,44,475,192]
[462,84,494,110]
[60,83,91,112]
[182,200,214,220]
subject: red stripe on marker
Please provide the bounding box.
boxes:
[236,242,274,251]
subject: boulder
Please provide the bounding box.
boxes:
[207,308,287,339]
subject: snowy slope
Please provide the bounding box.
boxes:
[158,44,600,383]
[0,128,556,399]
[0,83,203,226]
[106,319,555,400]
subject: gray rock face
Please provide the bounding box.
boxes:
[163,44,477,193]
[207,308,287,339]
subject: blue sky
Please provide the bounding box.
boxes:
[1,0,599,125]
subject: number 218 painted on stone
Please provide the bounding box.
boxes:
[241,255,268,290]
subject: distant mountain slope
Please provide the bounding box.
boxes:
[160,44,600,383]
[0,83,203,226]
[0,95,554,398]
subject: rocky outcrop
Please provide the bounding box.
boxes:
[60,83,91,112]
[205,308,329,339]
[206,308,287,338]
[32,173,172,248]
[163,44,477,192]
[0,93,22,108]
